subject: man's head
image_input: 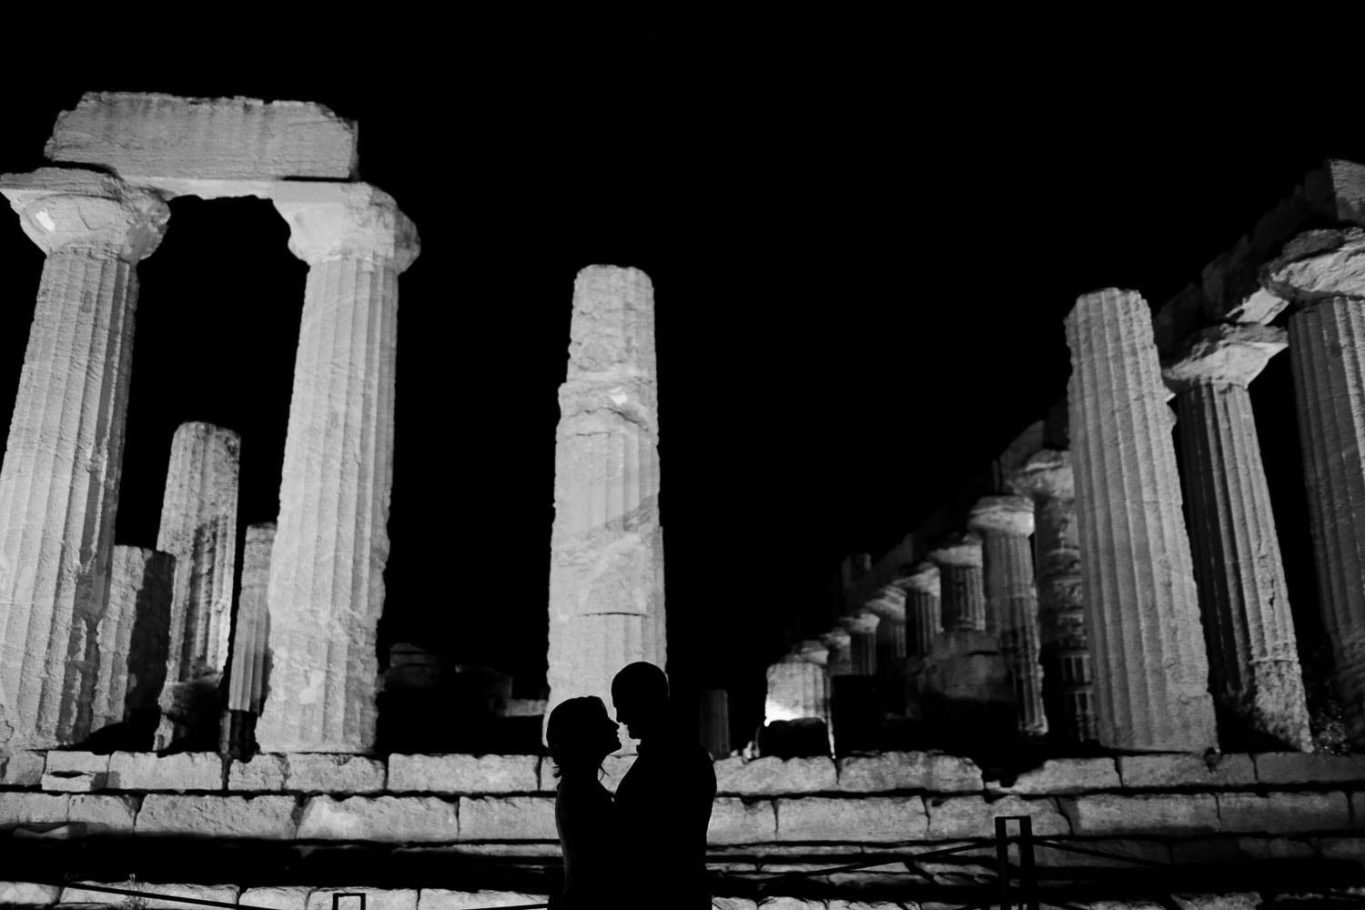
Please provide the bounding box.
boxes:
[611,661,669,741]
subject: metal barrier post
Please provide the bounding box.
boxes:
[1017,816,1038,910]
[995,816,1011,910]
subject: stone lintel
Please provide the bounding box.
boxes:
[928,532,983,568]
[967,494,1035,538]
[45,92,359,182]
[1161,323,1288,390]
[1261,226,1365,306]
[269,182,420,270]
[1008,449,1074,501]
[0,167,169,258]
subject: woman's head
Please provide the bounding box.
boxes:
[547,696,621,779]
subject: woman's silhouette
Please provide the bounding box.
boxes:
[546,696,624,909]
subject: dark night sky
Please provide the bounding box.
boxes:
[1,23,1362,732]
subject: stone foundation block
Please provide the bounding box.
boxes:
[61,884,239,910]
[108,752,223,791]
[1170,894,1263,910]
[45,753,110,775]
[416,891,549,910]
[41,772,105,792]
[457,796,556,840]
[1316,835,1365,866]
[1217,790,1350,833]
[1117,753,1255,789]
[0,792,68,825]
[708,797,778,844]
[924,794,1069,838]
[228,755,287,791]
[1234,836,1317,861]
[1032,837,1171,868]
[711,899,760,910]
[0,751,46,786]
[714,756,837,794]
[239,887,311,910]
[388,754,538,793]
[1254,752,1365,785]
[285,755,385,793]
[1058,793,1220,835]
[135,794,296,838]
[836,752,983,793]
[306,889,417,910]
[992,758,1120,795]
[775,796,927,842]
[68,795,136,832]
[0,882,61,905]
[297,796,456,842]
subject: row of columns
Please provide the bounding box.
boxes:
[0,172,418,751]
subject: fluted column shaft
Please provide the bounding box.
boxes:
[1066,288,1217,751]
[1010,452,1097,744]
[0,177,168,747]
[902,564,942,658]
[546,267,666,743]
[256,185,419,752]
[1166,325,1311,750]
[700,688,730,758]
[92,547,173,731]
[764,652,830,724]
[970,496,1046,736]
[929,535,985,633]
[840,613,880,676]
[227,523,276,715]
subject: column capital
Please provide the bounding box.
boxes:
[1,168,169,260]
[840,612,880,635]
[820,627,852,650]
[968,494,1035,538]
[898,562,941,597]
[1008,449,1074,501]
[1162,324,1287,390]
[795,639,829,665]
[270,182,420,271]
[863,585,906,622]
[1261,227,1365,308]
[928,532,983,568]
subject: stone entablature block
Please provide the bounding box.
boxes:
[388,754,538,794]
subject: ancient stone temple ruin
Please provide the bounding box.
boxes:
[1,93,1365,909]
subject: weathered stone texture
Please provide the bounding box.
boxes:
[46,93,358,184]
[283,754,385,792]
[928,534,985,632]
[714,756,837,794]
[836,752,984,793]
[297,795,456,841]
[227,523,275,714]
[388,753,539,793]
[764,655,830,724]
[775,796,927,842]
[1166,325,1312,751]
[62,883,240,910]
[107,752,222,791]
[969,495,1045,736]
[1117,753,1256,790]
[1058,793,1221,835]
[546,266,666,739]
[0,175,169,749]
[1255,751,1365,784]
[994,757,1121,795]
[708,797,778,844]
[1065,288,1217,751]
[924,794,1069,838]
[0,883,61,905]
[901,564,941,658]
[156,422,240,699]
[457,795,556,840]
[1216,790,1350,833]
[417,892,549,910]
[135,794,295,838]
[92,548,173,732]
[238,887,312,910]
[256,184,418,753]
[228,754,287,791]
[0,792,68,826]
[306,890,417,910]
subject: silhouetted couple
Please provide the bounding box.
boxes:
[546,662,717,910]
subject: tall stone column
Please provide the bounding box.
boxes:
[699,688,730,759]
[1263,228,1365,745]
[928,533,986,633]
[1065,288,1217,752]
[1009,450,1097,744]
[91,547,174,732]
[255,184,419,752]
[1164,324,1312,750]
[225,523,275,753]
[764,645,829,724]
[865,586,908,672]
[546,266,666,739]
[155,422,240,743]
[839,612,880,676]
[969,495,1046,736]
[0,171,169,748]
[821,627,854,677]
[901,563,942,658]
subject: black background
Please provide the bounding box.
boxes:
[1,20,1361,738]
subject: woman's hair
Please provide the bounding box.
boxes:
[546,696,615,780]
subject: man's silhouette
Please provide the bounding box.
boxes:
[611,662,716,909]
